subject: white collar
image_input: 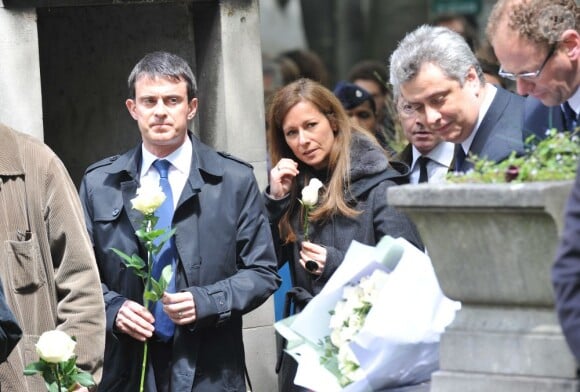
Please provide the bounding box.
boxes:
[140,137,192,178]
[411,141,455,169]
[461,83,497,154]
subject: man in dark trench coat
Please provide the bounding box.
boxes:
[79,51,280,391]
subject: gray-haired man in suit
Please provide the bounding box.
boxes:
[389,25,526,173]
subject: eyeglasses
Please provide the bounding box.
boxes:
[398,101,421,116]
[498,44,556,81]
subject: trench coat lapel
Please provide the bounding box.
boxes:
[105,146,142,236]
[121,179,142,236]
[174,174,202,288]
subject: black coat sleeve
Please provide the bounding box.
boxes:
[553,167,580,360]
[0,277,21,363]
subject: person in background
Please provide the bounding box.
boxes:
[394,96,455,184]
[487,0,580,362]
[277,49,330,87]
[347,60,404,151]
[333,80,392,152]
[80,51,280,391]
[432,12,480,51]
[265,78,424,391]
[486,0,579,138]
[389,25,526,173]
[475,40,513,90]
[0,276,20,364]
[0,123,104,390]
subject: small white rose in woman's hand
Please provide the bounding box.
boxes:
[301,178,324,206]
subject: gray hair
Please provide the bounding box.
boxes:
[389,25,485,99]
[128,51,197,100]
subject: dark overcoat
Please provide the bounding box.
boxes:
[79,133,280,391]
[265,132,424,299]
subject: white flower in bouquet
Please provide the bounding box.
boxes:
[337,344,365,385]
[322,269,389,387]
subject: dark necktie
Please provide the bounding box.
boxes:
[563,101,578,132]
[417,156,430,183]
[454,144,466,172]
[151,159,177,341]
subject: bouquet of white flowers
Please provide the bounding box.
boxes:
[275,236,460,391]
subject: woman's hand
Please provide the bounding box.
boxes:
[269,158,299,199]
[300,241,327,275]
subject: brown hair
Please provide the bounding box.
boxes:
[487,0,579,47]
[266,78,359,242]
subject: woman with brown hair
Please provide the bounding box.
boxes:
[265,78,424,391]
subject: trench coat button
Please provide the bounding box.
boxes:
[112,208,120,217]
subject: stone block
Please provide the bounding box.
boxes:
[431,370,580,392]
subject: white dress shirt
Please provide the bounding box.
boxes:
[140,139,192,209]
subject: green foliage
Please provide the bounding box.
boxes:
[24,356,95,392]
[448,129,580,183]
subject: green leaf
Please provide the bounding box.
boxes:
[144,291,159,302]
[447,129,580,183]
[110,248,135,265]
[23,361,45,375]
[72,371,96,387]
[159,265,173,290]
[47,382,59,392]
[131,254,146,269]
[60,358,76,375]
[150,278,164,298]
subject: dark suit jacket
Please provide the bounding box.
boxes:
[79,133,281,392]
[458,87,526,172]
[553,165,580,361]
[523,96,565,140]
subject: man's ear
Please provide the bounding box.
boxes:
[126,99,138,120]
[187,98,199,120]
[561,29,580,61]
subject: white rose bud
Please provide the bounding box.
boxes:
[131,177,167,215]
[36,330,76,363]
[301,178,324,206]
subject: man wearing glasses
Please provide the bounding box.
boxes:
[389,25,526,173]
[487,0,580,138]
[489,0,580,364]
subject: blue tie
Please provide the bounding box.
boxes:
[151,159,176,341]
[563,101,577,132]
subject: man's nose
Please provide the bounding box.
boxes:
[516,78,534,96]
[153,99,168,115]
[424,105,441,126]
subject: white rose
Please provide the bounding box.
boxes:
[131,177,166,215]
[36,330,76,363]
[301,178,324,206]
[337,344,362,376]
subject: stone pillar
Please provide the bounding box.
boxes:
[193,1,277,390]
[388,182,579,392]
[0,5,43,139]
